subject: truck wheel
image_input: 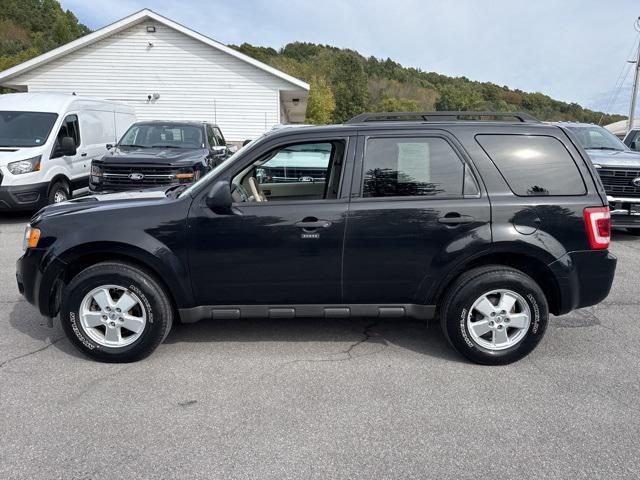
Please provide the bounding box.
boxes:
[440,265,548,365]
[48,180,70,204]
[60,262,173,363]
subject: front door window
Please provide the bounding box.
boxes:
[231,141,345,203]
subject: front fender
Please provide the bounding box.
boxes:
[55,240,194,308]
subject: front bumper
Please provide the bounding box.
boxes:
[17,249,67,318]
[549,250,617,315]
[607,196,640,228]
[0,182,49,211]
[89,179,186,194]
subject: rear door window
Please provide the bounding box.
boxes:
[476,134,586,196]
[361,137,465,198]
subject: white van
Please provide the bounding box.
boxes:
[0,93,135,210]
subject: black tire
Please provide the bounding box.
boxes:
[60,262,173,362]
[47,180,70,205]
[626,228,640,235]
[440,265,548,365]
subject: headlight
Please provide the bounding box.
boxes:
[8,156,41,175]
[22,225,41,250]
[91,164,103,176]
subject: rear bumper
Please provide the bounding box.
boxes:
[0,182,48,211]
[549,250,617,315]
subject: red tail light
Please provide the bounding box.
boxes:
[583,207,611,250]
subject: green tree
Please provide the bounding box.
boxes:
[371,95,418,113]
[305,76,335,124]
[330,50,369,123]
[0,0,90,79]
[435,84,485,111]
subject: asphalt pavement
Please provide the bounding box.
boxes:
[1,212,639,479]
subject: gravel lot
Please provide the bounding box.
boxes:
[1,212,639,480]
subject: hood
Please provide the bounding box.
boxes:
[32,188,172,222]
[96,146,207,166]
[584,149,640,168]
[0,146,46,166]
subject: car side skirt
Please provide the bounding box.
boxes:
[178,304,436,323]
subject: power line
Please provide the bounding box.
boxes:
[598,29,640,125]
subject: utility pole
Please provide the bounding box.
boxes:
[629,17,640,132]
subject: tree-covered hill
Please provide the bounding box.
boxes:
[0,0,89,73]
[232,42,625,125]
[0,1,624,126]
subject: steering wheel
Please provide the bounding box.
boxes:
[249,177,267,202]
[231,183,250,202]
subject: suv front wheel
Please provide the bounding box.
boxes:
[60,262,173,362]
[440,265,548,365]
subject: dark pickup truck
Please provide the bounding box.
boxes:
[90,121,235,193]
[556,122,640,233]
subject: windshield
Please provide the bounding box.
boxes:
[0,111,58,147]
[119,123,205,148]
[179,134,268,198]
[567,125,627,151]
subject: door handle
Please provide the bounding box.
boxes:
[438,213,475,225]
[295,218,332,230]
[80,153,87,157]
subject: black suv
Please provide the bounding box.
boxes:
[17,112,616,365]
[89,121,235,193]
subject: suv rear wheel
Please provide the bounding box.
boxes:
[60,262,173,362]
[440,265,548,365]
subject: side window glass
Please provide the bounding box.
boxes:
[257,143,331,185]
[463,166,480,196]
[58,114,80,147]
[214,127,225,146]
[231,141,345,203]
[476,134,586,196]
[362,137,464,198]
[206,125,217,147]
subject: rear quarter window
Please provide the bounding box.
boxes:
[476,134,586,196]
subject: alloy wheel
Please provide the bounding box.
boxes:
[79,285,147,348]
[466,289,531,351]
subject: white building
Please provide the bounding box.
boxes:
[604,118,639,138]
[0,9,309,142]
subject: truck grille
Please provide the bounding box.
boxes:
[597,168,640,198]
[257,167,326,183]
[101,165,180,189]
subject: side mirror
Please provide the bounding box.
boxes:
[106,143,114,150]
[631,141,638,151]
[227,144,238,154]
[206,180,235,215]
[60,136,77,156]
[211,145,227,156]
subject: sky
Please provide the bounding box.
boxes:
[60,0,640,115]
